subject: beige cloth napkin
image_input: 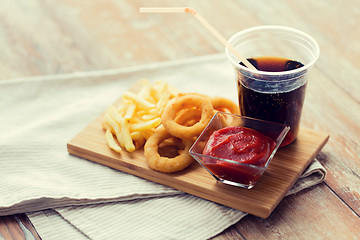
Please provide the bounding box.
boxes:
[27,160,325,240]
[0,54,326,239]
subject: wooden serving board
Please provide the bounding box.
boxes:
[67,113,329,218]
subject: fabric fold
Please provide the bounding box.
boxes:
[28,163,326,240]
[1,54,327,239]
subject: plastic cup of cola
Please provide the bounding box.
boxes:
[225,25,319,147]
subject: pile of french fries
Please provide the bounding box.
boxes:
[102,79,178,153]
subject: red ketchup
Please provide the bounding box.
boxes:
[203,126,276,186]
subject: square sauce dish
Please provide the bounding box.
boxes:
[189,112,290,189]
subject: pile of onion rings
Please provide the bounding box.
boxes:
[144,93,240,173]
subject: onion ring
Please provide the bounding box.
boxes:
[161,94,214,139]
[177,92,210,99]
[144,127,194,173]
[211,96,240,115]
[175,107,202,126]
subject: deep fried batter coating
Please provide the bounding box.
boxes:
[211,96,240,115]
[161,94,214,139]
[144,127,194,173]
[175,107,202,126]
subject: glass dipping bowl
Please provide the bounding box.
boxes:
[189,112,290,189]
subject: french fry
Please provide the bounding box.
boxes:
[141,129,155,140]
[124,104,136,120]
[118,116,136,152]
[156,91,171,114]
[122,91,155,109]
[102,79,178,153]
[107,105,123,123]
[104,113,124,147]
[134,136,146,149]
[105,128,122,153]
[137,108,158,116]
[102,121,113,134]
[104,113,120,133]
[130,132,144,144]
[141,114,159,121]
[129,118,161,132]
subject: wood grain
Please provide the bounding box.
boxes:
[0,214,40,240]
[235,184,360,239]
[67,111,329,218]
[1,0,359,239]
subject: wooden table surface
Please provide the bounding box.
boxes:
[1,0,359,239]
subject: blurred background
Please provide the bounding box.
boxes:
[1,0,358,86]
[1,1,360,239]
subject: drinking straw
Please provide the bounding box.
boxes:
[140,7,257,70]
